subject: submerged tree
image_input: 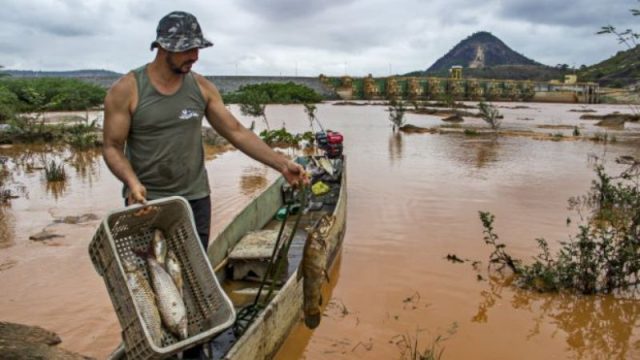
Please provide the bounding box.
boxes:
[388,100,407,132]
[478,101,501,134]
[239,91,270,130]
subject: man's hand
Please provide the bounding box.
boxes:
[127,182,147,205]
[281,160,309,188]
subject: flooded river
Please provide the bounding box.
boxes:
[0,102,639,359]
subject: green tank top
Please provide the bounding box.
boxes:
[125,65,210,200]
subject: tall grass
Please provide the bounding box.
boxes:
[45,160,66,182]
[393,324,457,360]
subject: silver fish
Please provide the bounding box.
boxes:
[153,229,167,266]
[298,215,333,329]
[147,257,188,340]
[123,258,163,346]
[166,250,184,298]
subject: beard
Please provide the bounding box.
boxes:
[166,54,194,74]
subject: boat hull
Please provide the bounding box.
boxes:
[220,158,347,359]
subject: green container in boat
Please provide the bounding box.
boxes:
[275,204,301,221]
[275,207,288,221]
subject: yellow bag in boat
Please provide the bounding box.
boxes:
[311,181,330,196]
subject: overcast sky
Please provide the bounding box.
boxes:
[0,0,636,76]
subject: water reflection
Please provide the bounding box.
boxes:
[453,138,500,169]
[473,139,500,169]
[474,275,640,359]
[0,144,66,174]
[0,206,15,249]
[0,145,103,200]
[45,180,68,200]
[239,166,268,196]
[65,148,101,184]
[275,253,344,359]
[388,132,403,163]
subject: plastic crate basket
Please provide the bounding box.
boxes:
[89,196,235,359]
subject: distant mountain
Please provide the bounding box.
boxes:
[578,45,640,87]
[402,31,570,81]
[3,69,122,78]
[425,31,541,73]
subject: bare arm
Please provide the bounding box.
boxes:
[102,74,147,204]
[195,74,308,186]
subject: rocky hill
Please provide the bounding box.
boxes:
[578,45,640,87]
[426,31,540,72]
[405,31,566,81]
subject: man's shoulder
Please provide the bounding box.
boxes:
[191,72,214,86]
[108,72,136,97]
[191,72,219,98]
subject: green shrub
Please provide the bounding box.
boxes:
[464,128,479,136]
[478,157,640,294]
[0,77,105,112]
[223,82,322,104]
[0,85,18,122]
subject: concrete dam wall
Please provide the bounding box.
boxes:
[83,75,336,98]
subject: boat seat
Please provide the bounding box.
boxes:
[227,228,290,281]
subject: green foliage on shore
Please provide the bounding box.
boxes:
[0,85,19,122]
[579,3,640,87]
[479,156,640,294]
[578,46,640,88]
[223,82,322,104]
[0,77,105,118]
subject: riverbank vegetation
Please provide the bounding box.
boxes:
[0,77,105,118]
[0,77,105,145]
[478,155,640,294]
[222,82,322,105]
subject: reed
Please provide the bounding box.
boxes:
[44,160,66,182]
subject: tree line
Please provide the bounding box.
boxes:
[0,75,106,122]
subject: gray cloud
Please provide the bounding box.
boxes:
[0,0,635,75]
[499,1,633,28]
[236,0,354,21]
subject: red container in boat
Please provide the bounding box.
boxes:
[326,131,343,144]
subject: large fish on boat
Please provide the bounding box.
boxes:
[147,257,188,340]
[123,258,163,346]
[298,215,334,329]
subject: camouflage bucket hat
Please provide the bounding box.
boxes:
[151,11,213,52]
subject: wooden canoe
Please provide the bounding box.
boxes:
[110,155,346,359]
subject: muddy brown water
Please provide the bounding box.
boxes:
[0,102,639,359]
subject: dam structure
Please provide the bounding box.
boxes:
[80,74,599,104]
[320,74,599,104]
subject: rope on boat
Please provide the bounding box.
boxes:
[232,185,308,337]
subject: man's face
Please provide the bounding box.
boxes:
[166,48,199,74]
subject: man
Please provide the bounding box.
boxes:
[103,10,308,251]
